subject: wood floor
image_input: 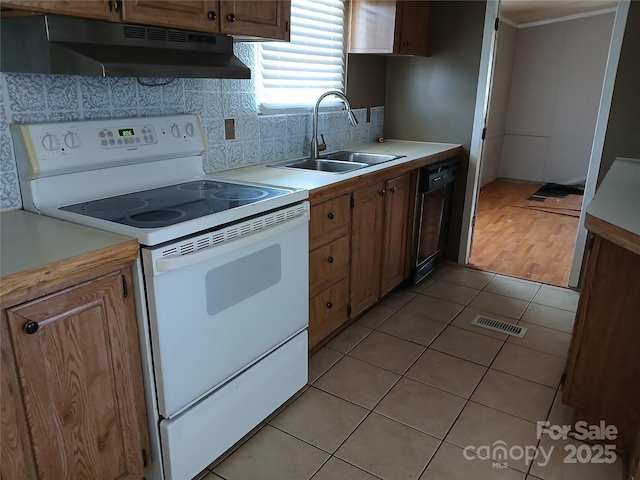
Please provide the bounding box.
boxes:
[468,180,582,287]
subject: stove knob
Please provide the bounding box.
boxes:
[185,123,195,137]
[41,134,59,151]
[171,124,181,138]
[64,132,81,149]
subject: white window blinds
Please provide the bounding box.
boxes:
[258,0,346,113]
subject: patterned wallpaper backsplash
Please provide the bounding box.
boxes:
[0,42,383,211]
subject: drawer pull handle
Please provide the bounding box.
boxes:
[327,256,334,263]
[24,321,39,335]
[327,212,335,220]
[326,301,333,309]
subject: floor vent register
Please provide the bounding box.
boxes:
[470,315,527,338]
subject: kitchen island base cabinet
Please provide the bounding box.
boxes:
[1,267,149,480]
[563,234,640,454]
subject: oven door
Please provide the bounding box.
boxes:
[141,204,309,419]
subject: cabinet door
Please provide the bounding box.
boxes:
[394,1,430,56]
[220,1,290,40]
[1,0,118,21]
[381,173,412,296]
[122,0,219,32]
[349,0,429,56]
[350,182,385,317]
[5,271,148,480]
[349,0,397,53]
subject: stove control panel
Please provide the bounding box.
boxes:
[98,124,157,148]
[10,114,206,179]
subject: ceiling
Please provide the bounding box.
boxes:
[500,0,618,25]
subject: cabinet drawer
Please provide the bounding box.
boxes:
[309,278,349,350]
[309,194,351,250]
[309,235,350,298]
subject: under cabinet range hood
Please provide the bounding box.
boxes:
[0,15,251,79]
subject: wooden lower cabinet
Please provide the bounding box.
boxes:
[308,194,351,351]
[350,181,386,317]
[380,173,412,296]
[563,234,640,453]
[309,278,349,349]
[1,267,149,479]
[351,172,413,317]
[308,171,416,349]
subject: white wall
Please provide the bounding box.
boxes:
[479,20,517,186]
[498,12,615,184]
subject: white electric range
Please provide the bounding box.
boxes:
[11,114,310,480]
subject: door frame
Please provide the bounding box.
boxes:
[567,0,630,287]
[458,0,500,264]
[458,0,631,289]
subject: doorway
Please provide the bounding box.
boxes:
[467,5,616,287]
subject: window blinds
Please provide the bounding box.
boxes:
[258,0,346,113]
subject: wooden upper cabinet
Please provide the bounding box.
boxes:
[349,0,430,56]
[122,0,220,32]
[2,270,149,479]
[220,1,290,40]
[1,0,292,40]
[0,0,119,21]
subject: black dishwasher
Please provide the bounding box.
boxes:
[414,157,460,283]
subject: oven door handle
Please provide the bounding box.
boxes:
[155,214,308,273]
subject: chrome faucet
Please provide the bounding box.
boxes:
[310,90,358,160]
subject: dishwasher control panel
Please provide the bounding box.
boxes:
[420,157,460,192]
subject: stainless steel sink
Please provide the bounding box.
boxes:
[268,151,406,174]
[322,151,406,165]
[269,158,369,174]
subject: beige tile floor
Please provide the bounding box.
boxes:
[197,264,626,480]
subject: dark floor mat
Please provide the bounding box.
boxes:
[528,183,584,200]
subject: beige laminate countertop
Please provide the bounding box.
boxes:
[585,157,640,255]
[212,140,463,193]
[1,210,138,303]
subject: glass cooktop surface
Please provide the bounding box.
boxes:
[60,180,291,228]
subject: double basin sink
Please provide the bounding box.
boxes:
[269,151,406,174]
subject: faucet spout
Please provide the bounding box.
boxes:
[311,91,358,160]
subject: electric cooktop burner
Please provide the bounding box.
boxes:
[60,180,290,228]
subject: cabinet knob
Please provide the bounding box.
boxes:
[403,41,409,47]
[379,189,386,196]
[24,321,39,335]
[208,10,217,20]
[390,187,396,193]
[328,256,334,263]
[326,301,333,309]
[327,212,335,220]
[227,13,236,22]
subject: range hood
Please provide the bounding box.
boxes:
[0,15,251,79]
